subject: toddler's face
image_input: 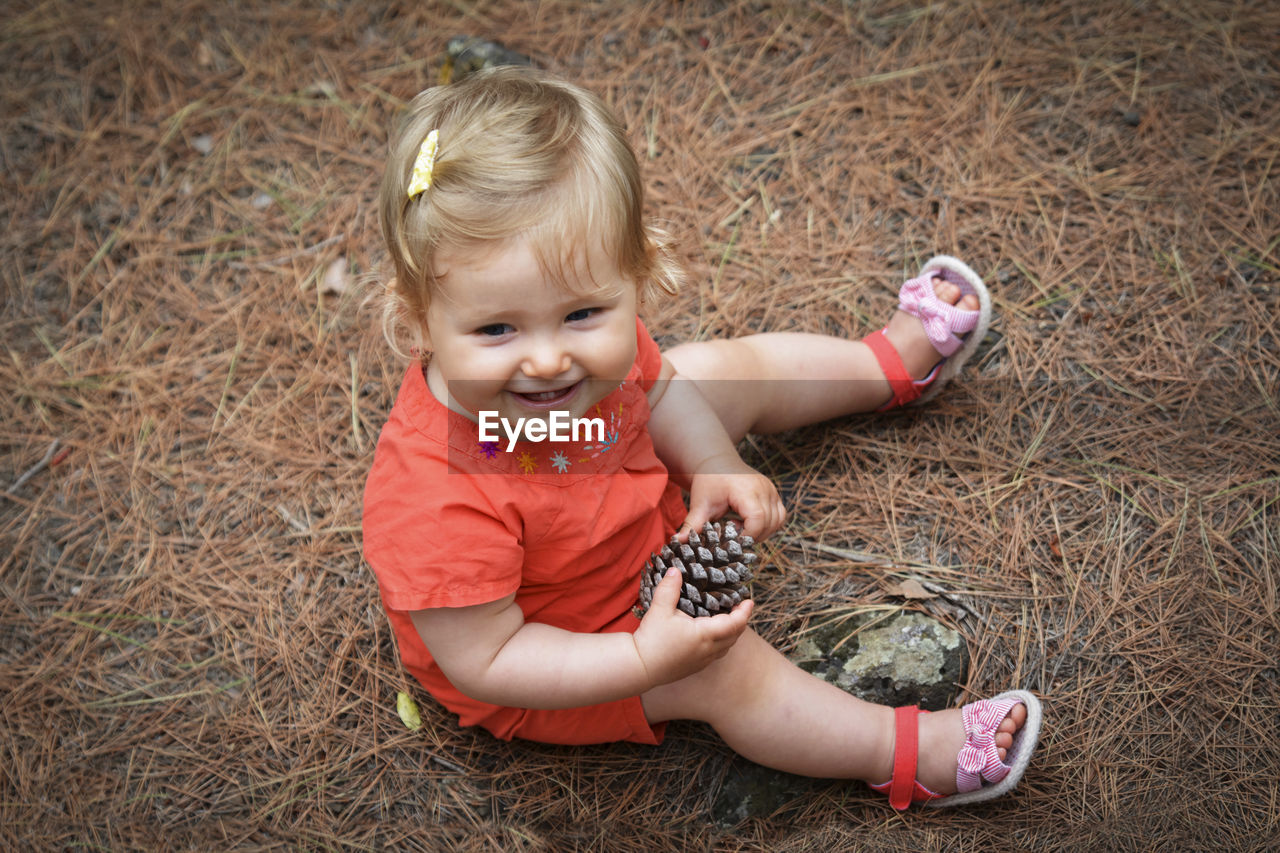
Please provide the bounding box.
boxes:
[422,237,639,428]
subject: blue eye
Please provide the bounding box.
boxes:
[477,323,513,337]
[566,308,597,322]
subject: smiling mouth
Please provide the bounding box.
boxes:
[509,380,583,408]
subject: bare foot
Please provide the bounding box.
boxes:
[912,701,1028,795]
[880,277,981,381]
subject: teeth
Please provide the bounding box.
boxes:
[516,382,577,401]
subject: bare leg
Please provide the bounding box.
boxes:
[652,279,1022,787]
[641,627,1025,787]
[664,279,979,441]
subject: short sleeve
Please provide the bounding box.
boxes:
[365,479,524,611]
[362,398,525,612]
[634,317,664,393]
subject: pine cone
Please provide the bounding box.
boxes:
[636,521,758,618]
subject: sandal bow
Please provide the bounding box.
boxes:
[897,274,979,358]
[955,696,1018,792]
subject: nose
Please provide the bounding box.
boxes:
[520,334,572,379]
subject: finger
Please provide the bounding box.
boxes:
[704,599,753,639]
[738,503,767,539]
[650,568,684,612]
[683,495,726,539]
[753,500,781,541]
[768,498,787,538]
[754,489,784,538]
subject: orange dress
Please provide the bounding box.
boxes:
[362,318,685,744]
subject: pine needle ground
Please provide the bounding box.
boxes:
[2,1,1277,849]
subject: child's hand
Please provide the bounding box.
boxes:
[633,568,753,687]
[682,453,786,541]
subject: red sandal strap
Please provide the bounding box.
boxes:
[869,706,946,809]
[888,705,920,810]
[862,329,922,409]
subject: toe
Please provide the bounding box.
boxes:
[996,703,1026,735]
[930,279,980,313]
[995,729,1013,760]
[995,703,1027,761]
[932,279,961,303]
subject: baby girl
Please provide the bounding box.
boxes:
[363,66,1041,809]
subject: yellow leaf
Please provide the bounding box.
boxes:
[397,691,422,731]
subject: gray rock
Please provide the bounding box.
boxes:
[789,609,967,710]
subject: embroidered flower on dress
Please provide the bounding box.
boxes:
[550,451,570,473]
[584,409,622,458]
[478,441,499,459]
[516,451,538,474]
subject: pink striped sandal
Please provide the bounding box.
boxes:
[869,690,1044,809]
[862,255,992,410]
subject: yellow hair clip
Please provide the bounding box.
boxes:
[406,129,439,199]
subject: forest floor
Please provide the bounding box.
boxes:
[3,1,1277,849]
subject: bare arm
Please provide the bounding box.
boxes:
[645,358,740,488]
[411,594,648,709]
[410,569,750,710]
[646,358,785,539]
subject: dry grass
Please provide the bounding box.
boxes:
[2,0,1277,849]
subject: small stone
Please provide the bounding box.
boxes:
[788,610,966,710]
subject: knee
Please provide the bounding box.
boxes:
[692,629,779,708]
[664,337,764,383]
[641,627,774,724]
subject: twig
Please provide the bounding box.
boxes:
[778,535,918,568]
[229,234,344,270]
[430,754,467,774]
[276,504,310,533]
[6,439,61,494]
[781,536,982,618]
[915,579,982,621]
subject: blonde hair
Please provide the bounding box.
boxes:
[377,66,682,357]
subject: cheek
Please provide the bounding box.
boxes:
[431,345,511,401]
[598,319,637,377]
[618,337,638,375]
